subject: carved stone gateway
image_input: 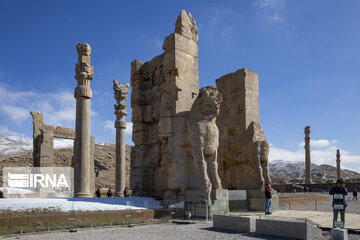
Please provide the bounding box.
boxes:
[130,10,199,199]
[183,86,223,202]
[130,11,228,214]
[113,79,129,197]
[216,69,271,190]
[130,10,274,214]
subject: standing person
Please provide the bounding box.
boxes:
[353,188,358,201]
[95,188,101,198]
[123,187,130,197]
[329,179,348,228]
[265,184,272,215]
[107,188,113,197]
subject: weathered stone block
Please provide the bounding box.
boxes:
[228,190,247,212]
[213,215,256,233]
[330,228,348,240]
[256,217,323,240]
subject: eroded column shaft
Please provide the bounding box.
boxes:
[115,120,126,196]
[113,80,129,197]
[336,149,341,180]
[305,126,311,184]
[74,42,94,198]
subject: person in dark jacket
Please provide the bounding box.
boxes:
[265,184,272,215]
[96,188,101,198]
[123,187,130,197]
[329,179,348,228]
[107,188,113,197]
[352,188,357,201]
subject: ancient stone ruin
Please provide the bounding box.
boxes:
[304,126,312,184]
[336,149,341,180]
[130,10,200,200]
[28,11,271,208]
[130,10,270,213]
[216,69,271,190]
[30,111,95,192]
[73,42,95,197]
[113,79,130,196]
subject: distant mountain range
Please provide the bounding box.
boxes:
[0,135,73,158]
[269,159,360,182]
[0,135,359,185]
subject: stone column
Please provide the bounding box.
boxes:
[336,149,341,180]
[113,79,129,197]
[73,43,94,198]
[304,126,312,184]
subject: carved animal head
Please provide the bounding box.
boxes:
[113,79,130,101]
[198,86,223,117]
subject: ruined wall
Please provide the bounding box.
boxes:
[31,111,95,192]
[216,68,271,190]
[131,10,199,198]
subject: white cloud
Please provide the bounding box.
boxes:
[0,83,95,127]
[125,122,133,135]
[252,0,286,23]
[103,120,114,131]
[269,146,303,162]
[0,105,29,122]
[269,139,360,172]
[221,26,233,38]
[103,120,133,145]
[210,9,232,26]
[298,139,335,148]
[0,124,22,137]
[253,0,283,9]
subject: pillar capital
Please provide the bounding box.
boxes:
[75,43,94,99]
[113,79,129,121]
[76,43,91,56]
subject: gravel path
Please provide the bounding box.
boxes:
[4,222,360,240]
[2,222,287,240]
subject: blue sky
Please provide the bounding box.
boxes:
[0,0,359,172]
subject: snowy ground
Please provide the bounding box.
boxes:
[0,197,161,212]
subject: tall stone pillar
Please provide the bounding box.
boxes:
[113,79,129,197]
[336,149,341,180]
[73,43,94,198]
[304,126,312,184]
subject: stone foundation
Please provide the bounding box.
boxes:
[246,189,279,212]
[185,189,229,218]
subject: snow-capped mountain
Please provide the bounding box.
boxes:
[0,135,73,158]
[269,159,360,182]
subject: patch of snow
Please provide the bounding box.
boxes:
[97,142,114,146]
[53,139,74,149]
[0,197,161,212]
